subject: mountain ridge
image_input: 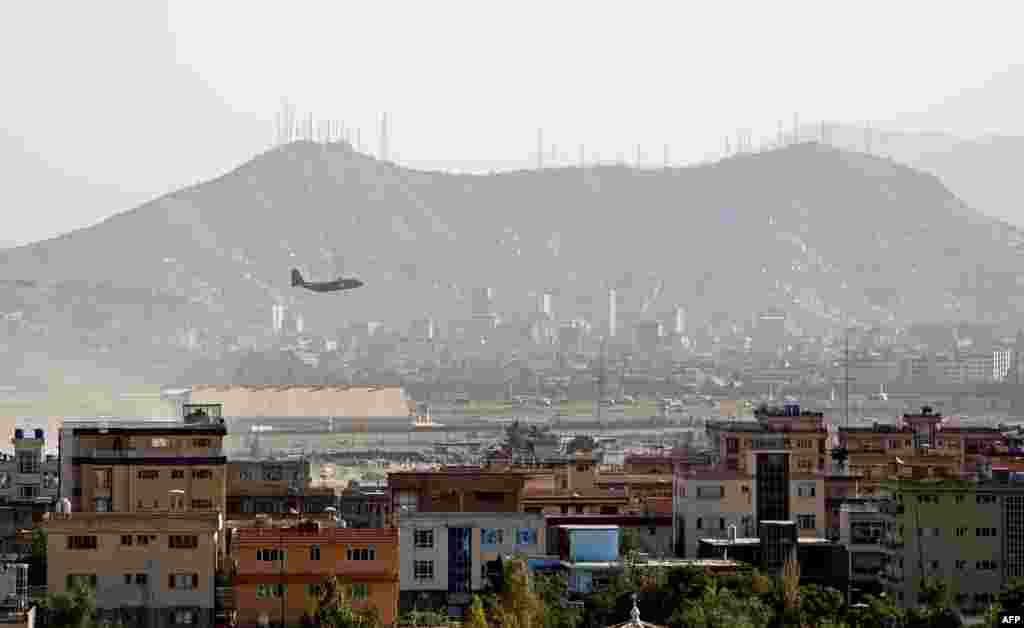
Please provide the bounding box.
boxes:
[2,140,1022,374]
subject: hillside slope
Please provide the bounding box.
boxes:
[1,140,1020,362]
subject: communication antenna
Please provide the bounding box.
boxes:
[380,113,390,161]
[777,120,784,147]
[793,113,800,143]
[663,144,670,169]
[579,144,585,168]
[636,144,642,167]
[537,129,544,170]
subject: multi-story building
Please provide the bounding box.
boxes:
[0,428,59,556]
[44,510,222,628]
[880,476,1024,615]
[231,521,398,628]
[673,450,824,558]
[338,480,389,529]
[226,460,337,519]
[706,405,829,474]
[388,468,529,517]
[838,407,1005,490]
[839,498,888,601]
[399,512,545,617]
[46,405,229,628]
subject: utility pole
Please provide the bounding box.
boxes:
[380,113,389,161]
[663,144,670,169]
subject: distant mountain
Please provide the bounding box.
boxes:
[803,123,1024,227]
[2,140,1022,374]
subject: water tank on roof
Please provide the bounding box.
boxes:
[34,429,42,440]
[13,429,22,440]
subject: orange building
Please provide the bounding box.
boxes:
[232,522,398,628]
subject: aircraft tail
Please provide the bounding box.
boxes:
[291,269,304,287]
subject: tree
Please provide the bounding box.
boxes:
[315,577,381,628]
[495,559,543,628]
[465,595,489,628]
[39,582,96,628]
[29,528,47,587]
[619,528,642,561]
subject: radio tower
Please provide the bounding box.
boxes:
[379,113,390,162]
[537,129,544,170]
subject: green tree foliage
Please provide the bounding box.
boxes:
[314,577,381,628]
[29,528,47,587]
[495,559,544,628]
[619,529,642,560]
[39,582,96,628]
[465,595,490,628]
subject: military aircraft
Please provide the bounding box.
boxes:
[291,268,364,293]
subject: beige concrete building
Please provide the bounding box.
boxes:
[44,510,221,627]
[48,407,228,628]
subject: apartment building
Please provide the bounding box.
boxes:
[44,510,221,628]
[46,405,229,628]
[839,498,888,600]
[838,408,1005,490]
[0,429,59,556]
[388,468,530,516]
[706,405,829,474]
[880,476,1024,615]
[232,522,398,628]
[226,460,336,519]
[398,512,545,618]
[672,455,824,558]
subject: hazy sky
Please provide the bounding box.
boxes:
[2,0,1023,245]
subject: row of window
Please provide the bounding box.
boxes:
[137,469,215,480]
[255,583,368,600]
[914,494,998,505]
[66,573,199,590]
[255,546,374,561]
[918,527,1002,538]
[146,438,212,448]
[413,560,434,581]
[69,534,199,549]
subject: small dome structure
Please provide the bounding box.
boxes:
[605,594,667,628]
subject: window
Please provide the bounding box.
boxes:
[350,583,369,600]
[414,529,434,549]
[976,560,998,571]
[168,573,198,590]
[151,438,169,448]
[955,527,968,537]
[481,529,503,547]
[240,471,253,481]
[310,545,321,561]
[929,560,940,570]
[171,470,185,479]
[169,535,198,549]
[18,485,39,498]
[137,470,159,480]
[346,546,376,561]
[955,495,965,504]
[977,494,997,505]
[696,486,724,499]
[94,469,112,489]
[516,528,538,546]
[67,536,98,550]
[413,560,434,581]
[121,535,133,546]
[192,469,213,480]
[955,560,967,570]
[135,574,148,585]
[94,497,110,511]
[136,535,153,546]
[797,514,816,530]
[796,484,816,497]
[696,518,703,529]
[17,452,39,475]
[256,584,284,598]
[257,549,285,561]
[976,528,998,537]
[173,610,195,625]
[193,439,211,447]
[191,499,213,509]
[918,527,941,537]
